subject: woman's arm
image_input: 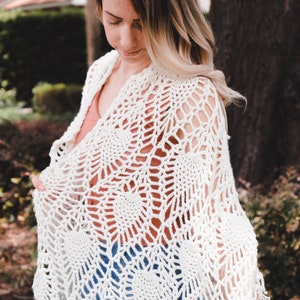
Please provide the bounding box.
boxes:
[171,77,269,299]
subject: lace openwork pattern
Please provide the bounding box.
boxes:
[32,51,269,299]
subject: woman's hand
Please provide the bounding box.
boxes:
[31,174,46,191]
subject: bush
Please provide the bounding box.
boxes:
[32,82,82,115]
[0,87,39,122]
[0,119,68,224]
[240,166,300,300]
[0,7,87,103]
[0,87,17,107]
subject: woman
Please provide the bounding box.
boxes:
[32,0,269,299]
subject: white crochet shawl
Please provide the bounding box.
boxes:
[33,50,269,299]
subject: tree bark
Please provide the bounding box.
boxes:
[84,0,111,66]
[209,0,300,186]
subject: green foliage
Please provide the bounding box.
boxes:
[0,119,68,225]
[240,166,300,300]
[0,8,21,21]
[0,7,87,103]
[0,105,39,123]
[32,82,82,115]
[0,86,38,122]
[0,87,16,107]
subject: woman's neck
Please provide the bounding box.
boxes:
[115,56,151,80]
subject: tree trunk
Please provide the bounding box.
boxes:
[84,0,111,66]
[209,0,300,186]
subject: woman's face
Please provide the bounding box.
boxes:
[101,0,150,66]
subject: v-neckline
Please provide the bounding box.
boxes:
[93,59,154,122]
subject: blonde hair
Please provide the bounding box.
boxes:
[96,0,245,106]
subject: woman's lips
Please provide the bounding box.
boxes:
[121,50,141,57]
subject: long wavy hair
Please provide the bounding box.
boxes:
[96,0,245,106]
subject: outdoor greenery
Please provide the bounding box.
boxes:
[0,118,69,224]
[32,82,82,115]
[0,7,87,104]
[240,167,300,300]
[0,87,39,122]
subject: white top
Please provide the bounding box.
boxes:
[33,50,269,299]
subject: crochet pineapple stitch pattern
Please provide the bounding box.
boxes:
[33,51,269,299]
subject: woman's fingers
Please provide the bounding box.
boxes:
[31,174,46,191]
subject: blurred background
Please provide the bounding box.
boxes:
[0,0,299,299]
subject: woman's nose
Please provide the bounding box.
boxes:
[120,25,136,49]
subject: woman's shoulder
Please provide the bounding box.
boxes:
[168,74,226,124]
[190,76,225,115]
[167,75,219,102]
[189,76,217,93]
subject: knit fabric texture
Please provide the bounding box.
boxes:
[33,51,269,299]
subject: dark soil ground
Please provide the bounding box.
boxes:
[0,222,36,300]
